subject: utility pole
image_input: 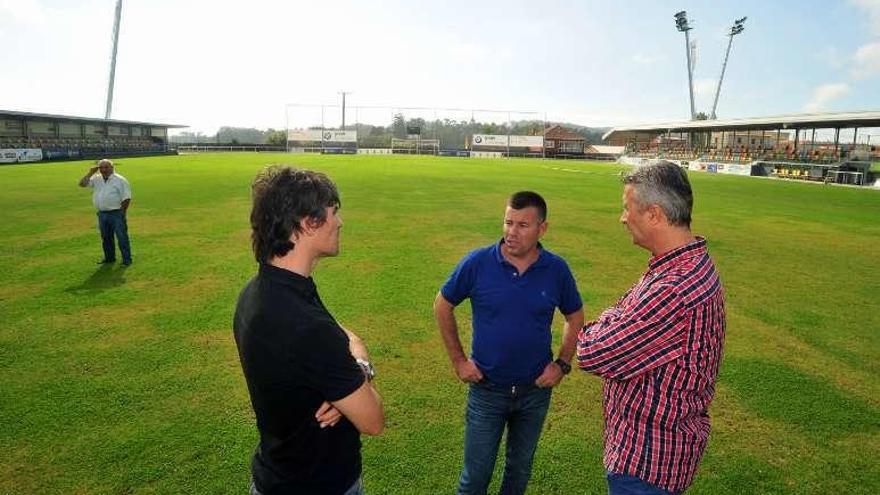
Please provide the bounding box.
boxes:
[339,91,351,129]
[105,0,123,119]
[674,11,696,120]
[711,17,746,119]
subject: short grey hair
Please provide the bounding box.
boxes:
[622,161,693,227]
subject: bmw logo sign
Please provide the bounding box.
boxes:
[324,132,332,140]
[474,136,482,143]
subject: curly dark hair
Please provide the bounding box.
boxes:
[249,166,340,263]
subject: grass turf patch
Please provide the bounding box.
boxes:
[1,153,878,494]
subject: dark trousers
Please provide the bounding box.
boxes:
[607,472,681,495]
[457,381,552,495]
[97,210,131,263]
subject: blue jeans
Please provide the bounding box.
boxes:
[97,210,131,264]
[249,477,364,495]
[458,381,552,495]
[607,472,680,495]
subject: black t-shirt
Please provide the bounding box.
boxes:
[234,263,365,495]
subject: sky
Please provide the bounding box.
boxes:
[1,0,879,135]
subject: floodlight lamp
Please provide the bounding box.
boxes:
[674,11,691,31]
[729,16,746,36]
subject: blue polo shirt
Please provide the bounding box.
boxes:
[441,240,583,385]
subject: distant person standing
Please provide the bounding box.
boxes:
[577,161,726,495]
[78,159,132,266]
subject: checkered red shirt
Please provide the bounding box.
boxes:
[577,237,725,493]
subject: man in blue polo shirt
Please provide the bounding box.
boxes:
[434,191,584,495]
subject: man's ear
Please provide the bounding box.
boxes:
[647,204,666,226]
[538,220,548,238]
[296,217,314,238]
[300,216,325,236]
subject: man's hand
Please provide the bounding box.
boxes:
[79,166,99,187]
[453,356,484,383]
[534,361,565,388]
[315,401,342,428]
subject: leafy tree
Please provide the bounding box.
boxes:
[265,129,287,146]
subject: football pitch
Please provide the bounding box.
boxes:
[1,153,878,494]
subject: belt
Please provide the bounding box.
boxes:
[98,208,120,212]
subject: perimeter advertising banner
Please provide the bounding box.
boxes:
[472,134,544,149]
[322,130,357,143]
[0,148,43,163]
[287,129,358,143]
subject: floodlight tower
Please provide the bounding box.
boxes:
[710,17,747,119]
[674,11,696,120]
[105,0,123,119]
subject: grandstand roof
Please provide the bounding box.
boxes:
[603,110,880,141]
[0,109,186,128]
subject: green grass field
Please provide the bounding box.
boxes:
[1,153,879,494]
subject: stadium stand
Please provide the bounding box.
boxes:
[604,111,880,185]
[0,110,184,163]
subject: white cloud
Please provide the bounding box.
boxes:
[631,53,664,66]
[851,41,880,78]
[693,78,717,98]
[851,0,880,36]
[803,83,850,112]
[0,0,46,25]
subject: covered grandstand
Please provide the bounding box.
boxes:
[0,110,184,163]
[603,110,880,185]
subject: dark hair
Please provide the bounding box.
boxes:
[250,166,340,263]
[622,161,693,227]
[508,191,547,222]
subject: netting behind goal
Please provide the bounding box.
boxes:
[390,138,440,155]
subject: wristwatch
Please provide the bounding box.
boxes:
[356,358,376,382]
[554,358,572,375]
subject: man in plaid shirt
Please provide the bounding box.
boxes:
[577,161,726,495]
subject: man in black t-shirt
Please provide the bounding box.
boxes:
[234,166,384,495]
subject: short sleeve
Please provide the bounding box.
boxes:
[440,251,477,306]
[120,178,131,200]
[557,260,583,315]
[296,324,364,402]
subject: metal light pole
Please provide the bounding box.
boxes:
[105,0,123,119]
[674,11,696,120]
[710,17,746,120]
